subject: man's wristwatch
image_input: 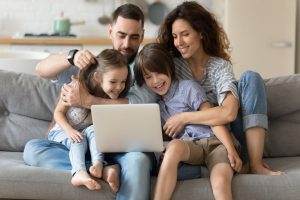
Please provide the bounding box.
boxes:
[67,49,78,66]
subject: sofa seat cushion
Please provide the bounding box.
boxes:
[0,151,116,200]
[1,151,300,200]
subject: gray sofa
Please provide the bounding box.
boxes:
[1,69,300,200]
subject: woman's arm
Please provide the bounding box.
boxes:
[53,98,84,142]
[188,92,239,125]
[170,91,239,127]
[201,102,242,172]
[211,124,242,172]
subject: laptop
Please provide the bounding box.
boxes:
[91,104,164,152]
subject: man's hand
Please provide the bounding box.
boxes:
[73,49,96,69]
[61,76,88,107]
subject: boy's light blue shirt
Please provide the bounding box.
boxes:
[159,80,214,140]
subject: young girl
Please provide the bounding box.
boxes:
[48,49,131,191]
[134,43,242,200]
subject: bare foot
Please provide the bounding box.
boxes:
[71,170,101,190]
[90,160,103,178]
[102,164,120,192]
[249,162,284,175]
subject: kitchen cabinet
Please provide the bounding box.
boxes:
[224,0,296,79]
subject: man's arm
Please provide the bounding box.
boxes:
[36,52,70,79]
[35,49,96,80]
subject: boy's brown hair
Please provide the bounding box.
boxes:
[134,43,176,87]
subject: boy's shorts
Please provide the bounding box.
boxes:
[184,136,240,171]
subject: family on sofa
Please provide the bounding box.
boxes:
[23,2,283,200]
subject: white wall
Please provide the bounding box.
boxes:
[0,0,212,38]
[296,0,300,73]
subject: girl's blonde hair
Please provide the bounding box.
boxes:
[79,49,131,99]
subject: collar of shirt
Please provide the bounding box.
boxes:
[163,79,179,102]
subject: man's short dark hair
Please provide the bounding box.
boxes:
[112,3,144,27]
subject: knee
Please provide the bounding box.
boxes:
[82,125,94,138]
[23,139,49,165]
[123,152,153,171]
[240,70,264,85]
[166,140,186,156]
[164,140,187,161]
[24,139,49,153]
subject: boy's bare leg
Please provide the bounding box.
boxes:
[154,140,189,200]
[246,127,284,175]
[90,160,103,178]
[102,164,120,192]
[71,169,101,190]
[210,163,233,200]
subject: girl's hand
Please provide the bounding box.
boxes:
[67,129,84,143]
[227,151,243,173]
[163,113,186,138]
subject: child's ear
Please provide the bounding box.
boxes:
[93,72,102,83]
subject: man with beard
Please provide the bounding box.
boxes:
[23,4,156,200]
[23,3,203,199]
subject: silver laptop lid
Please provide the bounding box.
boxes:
[91,104,164,152]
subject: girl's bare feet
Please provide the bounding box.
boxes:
[71,170,101,190]
[102,164,120,192]
[90,160,103,178]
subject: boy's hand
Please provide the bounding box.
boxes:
[228,151,243,172]
[163,113,185,138]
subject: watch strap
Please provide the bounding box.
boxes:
[67,49,78,66]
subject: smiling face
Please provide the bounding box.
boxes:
[172,19,203,59]
[109,16,144,63]
[97,66,128,99]
[142,69,171,96]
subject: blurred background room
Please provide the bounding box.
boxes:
[0,0,299,78]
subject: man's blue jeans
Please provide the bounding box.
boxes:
[23,139,156,200]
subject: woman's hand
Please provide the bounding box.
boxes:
[163,113,186,138]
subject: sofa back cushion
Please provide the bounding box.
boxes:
[0,70,59,152]
[265,74,300,157]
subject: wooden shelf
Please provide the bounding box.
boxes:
[0,36,155,46]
